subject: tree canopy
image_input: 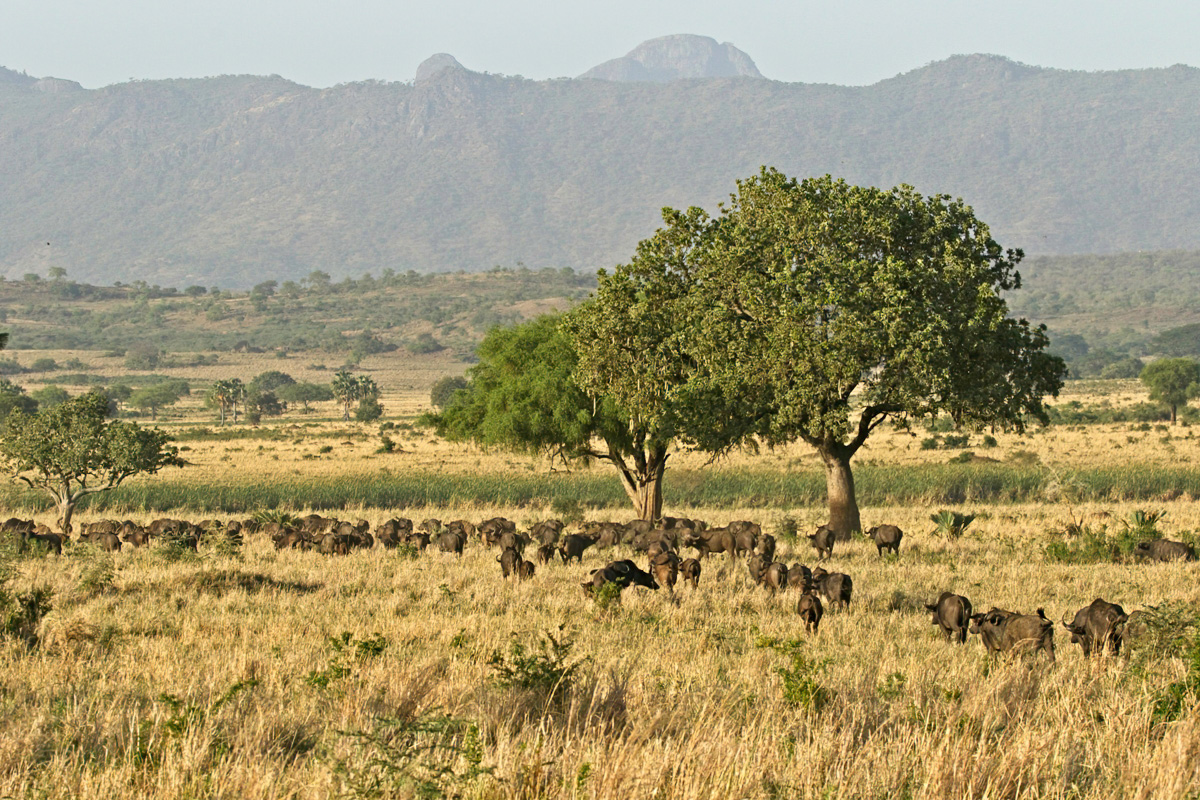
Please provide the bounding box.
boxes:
[573,169,1066,532]
[429,316,676,519]
[1139,357,1200,424]
[0,392,184,532]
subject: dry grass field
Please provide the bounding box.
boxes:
[2,356,1200,798]
[2,502,1199,799]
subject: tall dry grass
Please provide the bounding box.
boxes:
[1,501,1198,799]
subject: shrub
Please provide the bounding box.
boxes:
[930,510,976,539]
[755,636,832,711]
[488,628,584,702]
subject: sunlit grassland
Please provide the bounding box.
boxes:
[2,506,1199,799]
[3,366,1200,797]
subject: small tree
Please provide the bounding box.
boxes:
[129,382,187,420]
[430,376,468,410]
[248,370,295,393]
[0,380,37,421]
[30,385,69,409]
[1140,358,1200,424]
[331,371,358,421]
[278,382,333,414]
[0,393,184,533]
[207,379,245,424]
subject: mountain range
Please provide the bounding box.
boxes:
[2,36,1199,288]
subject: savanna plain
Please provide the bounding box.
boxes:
[2,358,1199,800]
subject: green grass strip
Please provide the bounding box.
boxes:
[0,463,1193,515]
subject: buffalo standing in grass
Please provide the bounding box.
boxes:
[971,608,1055,661]
[811,567,852,609]
[581,559,659,597]
[684,526,737,560]
[807,525,836,560]
[558,534,596,564]
[1062,598,1128,656]
[761,562,789,596]
[518,560,536,581]
[866,525,903,557]
[498,547,521,579]
[649,551,680,592]
[797,591,824,634]
[926,592,973,643]
[1134,539,1196,563]
[680,558,702,589]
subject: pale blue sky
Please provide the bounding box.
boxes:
[2,0,1197,88]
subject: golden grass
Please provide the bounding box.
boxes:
[3,363,1200,797]
[2,502,1199,799]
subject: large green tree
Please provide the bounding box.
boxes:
[579,169,1065,535]
[429,316,678,520]
[0,392,184,533]
[1139,358,1200,424]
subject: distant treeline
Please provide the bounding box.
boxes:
[0,266,595,357]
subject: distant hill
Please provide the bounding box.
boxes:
[3,49,1200,287]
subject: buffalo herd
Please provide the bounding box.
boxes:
[1,512,1193,661]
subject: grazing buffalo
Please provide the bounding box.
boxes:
[436,530,466,556]
[807,525,836,560]
[632,528,678,553]
[926,592,973,643]
[790,564,814,593]
[518,560,536,581]
[498,547,521,579]
[680,558,702,589]
[445,520,476,541]
[581,559,659,597]
[1062,598,1128,656]
[558,534,597,564]
[645,540,675,562]
[755,534,776,563]
[797,591,824,634]
[649,551,680,592]
[683,526,736,560]
[497,531,529,555]
[747,552,768,585]
[536,544,557,564]
[478,517,515,546]
[729,522,761,558]
[404,531,431,551]
[971,608,1055,661]
[1133,539,1196,563]
[28,531,66,555]
[273,530,312,550]
[78,530,122,552]
[374,518,413,549]
[811,567,852,610]
[580,521,624,549]
[530,520,565,546]
[761,562,789,595]
[866,525,903,557]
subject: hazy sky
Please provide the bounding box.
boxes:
[2,0,1197,89]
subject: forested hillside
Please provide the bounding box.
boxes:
[2,55,1199,287]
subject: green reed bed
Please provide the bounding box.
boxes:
[0,463,1196,516]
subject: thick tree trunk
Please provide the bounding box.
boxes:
[821,447,861,540]
[613,447,668,522]
[57,498,75,535]
[628,471,664,522]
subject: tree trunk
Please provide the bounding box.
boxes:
[821,447,861,540]
[614,448,668,522]
[57,498,75,535]
[629,470,664,522]
[1172,404,1178,425]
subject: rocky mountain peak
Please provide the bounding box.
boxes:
[415,53,469,82]
[579,34,763,82]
